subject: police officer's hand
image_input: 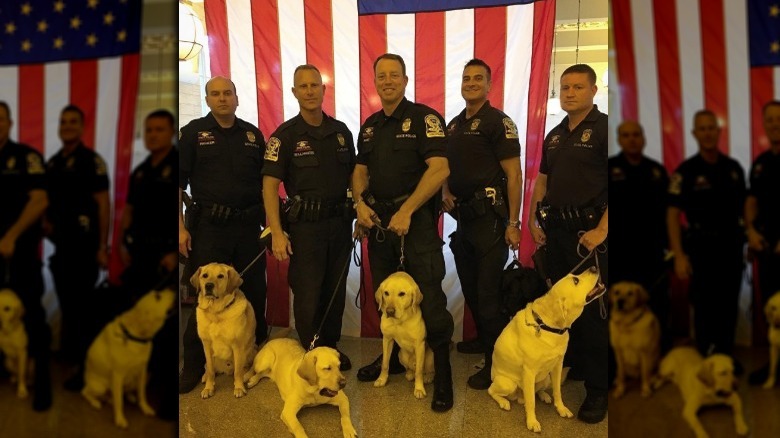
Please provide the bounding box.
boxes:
[441,193,456,213]
[505,226,520,250]
[746,228,768,252]
[0,234,15,260]
[388,210,412,236]
[160,252,178,272]
[356,203,378,229]
[96,247,109,269]
[530,223,546,245]
[674,253,693,281]
[353,223,369,240]
[179,227,192,258]
[579,228,606,252]
[271,231,293,261]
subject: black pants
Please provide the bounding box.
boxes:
[450,212,508,354]
[368,208,453,349]
[755,237,780,305]
[49,243,99,364]
[545,225,609,393]
[287,217,352,350]
[687,237,744,356]
[181,210,267,371]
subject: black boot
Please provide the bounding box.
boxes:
[748,364,771,385]
[357,343,404,382]
[467,350,492,390]
[456,338,485,354]
[431,345,453,412]
[577,388,607,424]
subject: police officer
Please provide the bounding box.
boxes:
[179,76,267,393]
[120,109,178,419]
[262,65,355,370]
[667,109,745,364]
[745,100,780,384]
[527,64,608,424]
[353,53,455,412]
[45,104,111,391]
[609,120,671,350]
[0,101,52,411]
[441,59,522,389]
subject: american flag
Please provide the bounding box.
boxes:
[197,0,555,339]
[0,0,143,282]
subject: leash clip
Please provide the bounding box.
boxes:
[308,334,319,352]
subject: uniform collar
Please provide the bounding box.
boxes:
[387,97,412,121]
[292,112,337,138]
[558,104,602,133]
[459,100,492,122]
[204,112,249,130]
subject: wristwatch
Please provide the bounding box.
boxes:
[508,220,521,229]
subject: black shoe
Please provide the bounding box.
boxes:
[577,389,607,424]
[356,353,404,382]
[33,359,52,412]
[431,346,453,412]
[748,364,770,385]
[467,364,492,390]
[456,338,485,354]
[63,369,84,392]
[179,368,202,394]
[337,350,352,371]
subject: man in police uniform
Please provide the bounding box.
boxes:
[353,53,455,412]
[262,65,355,370]
[45,104,111,391]
[120,109,178,418]
[745,100,780,384]
[0,101,52,411]
[442,59,522,389]
[609,120,671,350]
[667,109,746,364]
[527,64,608,423]
[178,76,267,393]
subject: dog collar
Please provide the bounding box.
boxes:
[530,308,569,335]
[119,323,153,344]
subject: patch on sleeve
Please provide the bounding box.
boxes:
[503,117,519,139]
[668,172,683,195]
[424,114,445,138]
[264,137,281,162]
[27,153,45,174]
[95,156,107,176]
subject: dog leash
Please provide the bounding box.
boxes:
[369,214,406,272]
[573,232,608,319]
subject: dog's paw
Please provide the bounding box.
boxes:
[115,415,129,429]
[140,402,156,416]
[234,386,247,398]
[497,398,511,411]
[612,385,625,399]
[537,390,552,404]
[342,420,357,438]
[555,403,573,418]
[640,384,653,398]
[526,418,541,433]
[200,387,215,399]
[405,371,414,381]
[414,385,426,399]
[17,385,28,399]
[373,375,388,387]
[735,420,749,436]
[762,378,776,389]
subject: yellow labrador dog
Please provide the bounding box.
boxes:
[763,291,780,389]
[488,266,605,433]
[192,263,257,399]
[81,289,175,428]
[655,347,748,438]
[0,289,30,398]
[609,281,661,398]
[373,271,434,399]
[244,338,356,438]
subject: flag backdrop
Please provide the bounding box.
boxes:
[198,0,555,339]
[0,1,142,283]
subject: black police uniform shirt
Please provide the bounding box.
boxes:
[262,113,355,201]
[0,140,46,246]
[46,143,110,241]
[179,112,264,209]
[357,97,447,201]
[126,147,178,251]
[445,101,520,199]
[609,152,668,248]
[668,152,746,237]
[540,105,608,208]
[748,149,780,241]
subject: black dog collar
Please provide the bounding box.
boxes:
[119,323,153,344]
[531,308,569,335]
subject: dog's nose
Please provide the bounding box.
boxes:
[716,390,732,398]
[588,266,598,273]
[616,299,625,310]
[385,307,395,317]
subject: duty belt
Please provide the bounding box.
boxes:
[537,203,606,232]
[285,196,354,222]
[364,192,411,217]
[194,202,262,226]
[455,186,508,221]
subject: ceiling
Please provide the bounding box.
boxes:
[554,0,609,66]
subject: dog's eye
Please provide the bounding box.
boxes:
[2,306,9,312]
[324,366,331,371]
[202,273,209,279]
[217,274,225,279]
[384,291,389,296]
[572,277,579,285]
[399,292,406,297]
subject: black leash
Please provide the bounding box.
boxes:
[573,231,608,319]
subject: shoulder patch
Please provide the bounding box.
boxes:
[264,137,281,162]
[27,153,45,174]
[95,156,107,176]
[503,117,519,139]
[424,114,445,138]
[669,172,683,195]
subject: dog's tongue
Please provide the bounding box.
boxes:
[320,388,338,397]
[585,282,606,304]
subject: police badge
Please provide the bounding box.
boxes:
[471,119,481,131]
[162,165,171,179]
[581,129,592,142]
[246,131,256,143]
[7,156,15,169]
[337,133,345,146]
[402,118,411,132]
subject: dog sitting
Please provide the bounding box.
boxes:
[655,347,748,438]
[488,266,605,433]
[244,338,356,438]
[192,262,257,399]
[372,271,434,399]
[609,281,661,398]
[0,289,30,398]
[763,291,780,389]
[81,289,175,429]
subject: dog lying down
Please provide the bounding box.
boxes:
[0,289,31,399]
[81,289,175,429]
[764,291,780,389]
[244,338,357,438]
[654,347,748,438]
[488,266,605,433]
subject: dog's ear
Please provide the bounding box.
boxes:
[227,266,243,293]
[635,284,650,306]
[375,281,385,312]
[697,361,715,388]
[190,266,203,290]
[297,353,319,386]
[411,281,423,311]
